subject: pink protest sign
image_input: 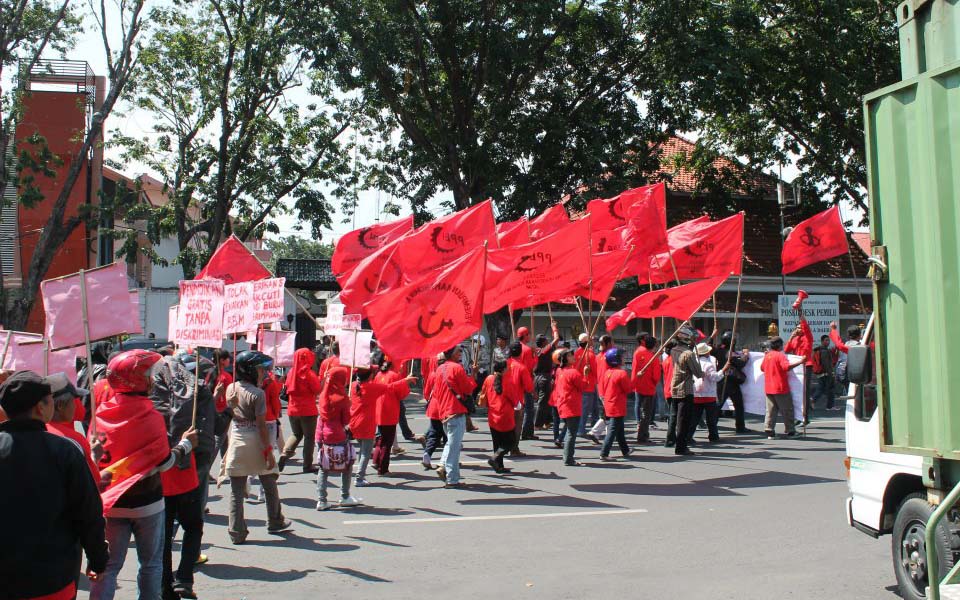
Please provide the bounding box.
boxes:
[325,304,344,336]
[342,314,362,331]
[41,262,134,350]
[174,280,225,348]
[0,330,42,367]
[339,330,373,368]
[223,282,254,334]
[252,277,285,324]
[259,329,296,367]
[128,290,142,335]
[5,338,79,382]
[167,305,178,342]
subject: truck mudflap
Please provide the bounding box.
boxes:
[848,496,881,538]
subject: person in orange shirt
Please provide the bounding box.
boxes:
[371,356,412,476]
[554,349,587,466]
[280,348,322,473]
[631,333,661,443]
[761,336,806,439]
[481,361,515,474]
[598,348,632,460]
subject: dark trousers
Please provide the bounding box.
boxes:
[534,374,553,427]
[803,365,813,422]
[667,395,693,453]
[601,416,630,457]
[372,425,397,474]
[490,428,515,469]
[512,407,524,451]
[163,486,204,588]
[635,393,655,441]
[563,416,580,464]
[424,418,446,457]
[688,402,720,441]
[398,403,415,440]
[282,415,318,469]
[814,374,836,408]
[718,377,746,431]
[552,406,562,444]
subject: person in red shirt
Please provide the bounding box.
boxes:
[43,373,99,483]
[504,342,534,456]
[433,347,477,487]
[316,367,360,510]
[317,343,340,384]
[574,334,599,436]
[598,348,632,460]
[350,370,379,485]
[631,332,661,443]
[211,349,233,459]
[481,361,515,474]
[371,356,412,476]
[516,326,538,440]
[280,348,323,473]
[761,336,806,439]
[420,353,447,471]
[554,349,587,466]
[585,335,616,443]
[785,317,814,424]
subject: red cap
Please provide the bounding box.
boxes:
[517,326,530,339]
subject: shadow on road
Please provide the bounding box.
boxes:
[200,564,317,582]
[572,470,842,497]
[458,494,624,509]
[326,566,391,583]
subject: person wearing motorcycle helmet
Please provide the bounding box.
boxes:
[222,351,290,544]
[666,323,703,457]
[575,333,599,437]
[598,348,632,461]
[91,350,198,600]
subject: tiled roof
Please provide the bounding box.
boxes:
[651,136,780,198]
[851,232,871,256]
[275,258,339,291]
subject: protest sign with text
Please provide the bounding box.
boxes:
[175,280,225,348]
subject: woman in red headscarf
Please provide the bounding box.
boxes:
[280,348,321,473]
[371,355,411,476]
[315,366,359,509]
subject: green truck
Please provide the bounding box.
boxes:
[846,1,960,599]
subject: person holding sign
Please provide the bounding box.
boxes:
[223,351,291,545]
[280,348,323,474]
[761,337,806,439]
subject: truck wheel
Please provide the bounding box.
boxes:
[892,493,955,600]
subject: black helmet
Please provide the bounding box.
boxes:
[235,350,273,383]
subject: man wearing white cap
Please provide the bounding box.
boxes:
[690,342,729,443]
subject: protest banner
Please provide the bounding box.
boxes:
[252,277,285,325]
[6,338,79,382]
[723,352,805,420]
[339,329,373,369]
[259,329,296,367]
[41,262,135,351]
[167,305,179,343]
[325,303,344,337]
[342,314,362,331]
[174,280,225,348]
[223,282,254,334]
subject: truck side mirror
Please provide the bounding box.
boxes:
[847,345,872,384]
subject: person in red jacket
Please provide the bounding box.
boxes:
[433,347,477,487]
[585,335,616,443]
[317,342,340,383]
[280,348,322,473]
[481,361,515,474]
[761,337,806,439]
[420,353,447,471]
[349,369,379,486]
[371,356,412,476]
[504,342,534,456]
[575,334,599,436]
[316,367,360,510]
[784,316,814,424]
[554,349,587,466]
[43,373,99,483]
[598,348,632,461]
[631,332,661,443]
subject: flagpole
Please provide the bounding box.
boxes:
[42,339,48,376]
[474,242,490,375]
[191,348,200,428]
[647,274,656,339]
[574,297,588,333]
[846,235,868,316]
[0,332,11,371]
[508,304,517,341]
[587,215,594,333]
[636,294,716,377]
[78,269,97,438]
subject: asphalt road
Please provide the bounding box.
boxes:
[99,404,898,600]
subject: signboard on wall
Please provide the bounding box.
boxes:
[776,294,839,343]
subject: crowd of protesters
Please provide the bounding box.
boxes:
[0,313,857,599]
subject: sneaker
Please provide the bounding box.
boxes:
[340,496,363,507]
[316,501,331,511]
[553,440,563,449]
[765,431,775,440]
[786,431,799,437]
[622,449,633,459]
[564,461,585,467]
[584,434,601,445]
[355,478,369,487]
[675,448,694,456]
[444,482,465,488]
[600,455,614,462]
[277,456,287,472]
[173,582,197,600]
[268,520,293,533]
[195,554,208,565]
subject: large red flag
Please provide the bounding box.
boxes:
[366,247,486,361]
[338,242,405,316]
[781,205,848,274]
[396,200,496,278]
[606,276,727,331]
[484,219,592,314]
[621,189,670,278]
[529,204,569,240]
[587,183,666,231]
[591,227,629,253]
[538,248,632,307]
[497,217,531,248]
[331,216,414,278]
[647,213,744,284]
[196,235,272,283]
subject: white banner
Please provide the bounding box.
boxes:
[777,295,838,343]
[325,303,344,337]
[724,351,805,420]
[223,282,254,334]
[252,277,286,325]
[339,329,373,368]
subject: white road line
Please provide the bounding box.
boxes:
[343,508,647,525]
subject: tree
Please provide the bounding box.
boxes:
[264,235,332,272]
[3,0,146,329]
[111,0,359,279]
[653,0,899,217]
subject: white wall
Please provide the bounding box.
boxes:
[151,237,185,289]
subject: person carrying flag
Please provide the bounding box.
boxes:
[434,346,477,487]
[504,341,534,457]
[554,349,588,466]
[631,333,661,443]
[667,325,702,457]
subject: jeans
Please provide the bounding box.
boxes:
[563,416,581,464]
[318,469,352,503]
[688,402,720,441]
[372,425,397,474]
[521,392,537,438]
[635,393,655,441]
[578,392,599,434]
[552,407,562,444]
[718,377,746,431]
[228,474,283,543]
[665,399,678,446]
[90,510,165,600]
[533,375,553,427]
[440,414,466,484]
[163,487,204,588]
[424,418,446,457]
[282,415,318,469]
[355,438,375,480]
[601,416,630,457]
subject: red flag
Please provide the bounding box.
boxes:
[196,235,272,284]
[331,216,414,278]
[338,242,405,316]
[621,190,671,278]
[606,276,727,331]
[95,386,171,511]
[529,204,569,240]
[556,248,632,306]
[587,183,666,231]
[648,213,743,284]
[366,247,486,361]
[781,206,848,274]
[497,217,531,247]
[591,227,629,253]
[396,200,497,278]
[484,219,592,314]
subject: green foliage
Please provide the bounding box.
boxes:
[264,235,333,271]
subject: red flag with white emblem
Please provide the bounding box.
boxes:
[647,213,743,284]
[395,200,496,279]
[606,276,727,331]
[331,216,414,279]
[781,206,848,274]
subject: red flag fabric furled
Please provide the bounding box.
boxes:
[366,247,486,361]
[484,219,592,314]
[781,206,848,274]
[497,217,531,248]
[331,216,414,278]
[196,235,272,284]
[587,183,666,232]
[95,387,171,511]
[647,213,744,284]
[606,276,727,331]
[396,200,497,278]
[529,204,569,240]
[338,242,405,316]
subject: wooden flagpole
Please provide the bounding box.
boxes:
[78,269,97,438]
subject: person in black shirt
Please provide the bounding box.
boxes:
[532,321,560,431]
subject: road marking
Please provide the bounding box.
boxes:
[343,508,647,525]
